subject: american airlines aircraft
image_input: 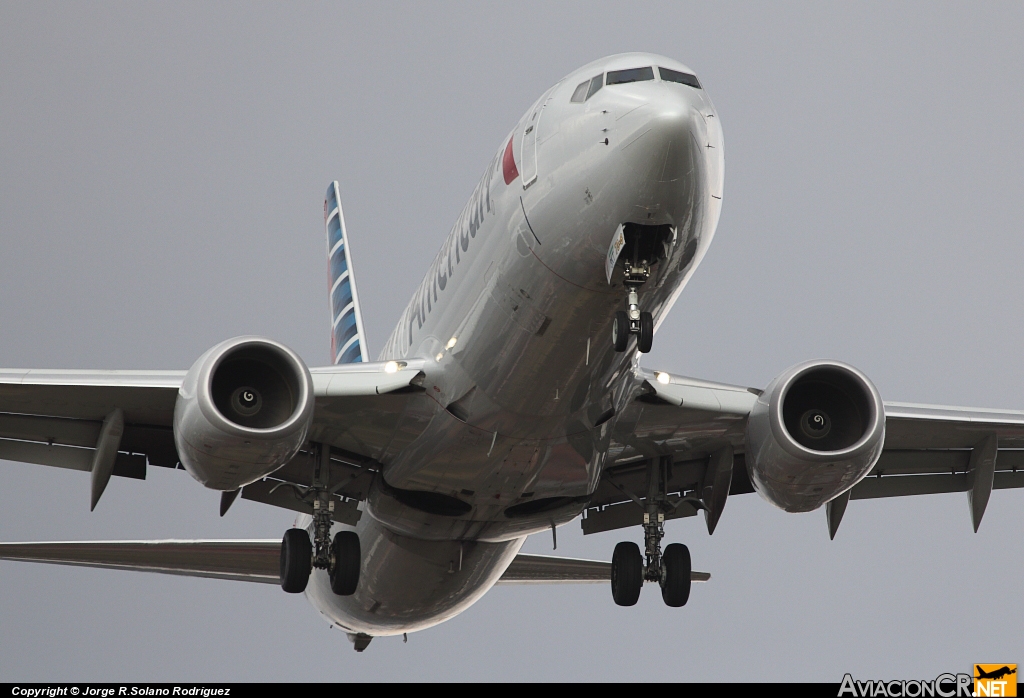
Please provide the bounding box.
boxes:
[2,52,1023,653]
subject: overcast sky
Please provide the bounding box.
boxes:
[1,1,1022,682]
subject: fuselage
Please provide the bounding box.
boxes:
[306,52,725,636]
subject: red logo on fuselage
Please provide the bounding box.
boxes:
[502,137,518,185]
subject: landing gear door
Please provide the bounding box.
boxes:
[521,85,558,189]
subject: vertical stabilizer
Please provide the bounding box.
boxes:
[325,182,369,364]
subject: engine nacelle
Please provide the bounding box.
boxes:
[745,360,884,512]
[174,336,314,491]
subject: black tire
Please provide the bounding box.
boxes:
[612,310,629,352]
[280,528,312,594]
[329,530,361,596]
[638,311,654,353]
[661,543,691,607]
[611,541,643,606]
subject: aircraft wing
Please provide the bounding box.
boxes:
[590,367,1024,535]
[0,540,282,584]
[0,541,710,585]
[0,362,429,512]
[608,368,756,464]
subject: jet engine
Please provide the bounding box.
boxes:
[745,360,884,512]
[174,336,314,491]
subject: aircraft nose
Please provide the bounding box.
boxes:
[619,88,706,183]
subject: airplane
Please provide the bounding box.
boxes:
[976,667,1017,681]
[2,52,1023,653]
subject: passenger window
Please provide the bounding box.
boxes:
[571,80,590,103]
[586,74,603,99]
[606,67,655,85]
[659,67,702,89]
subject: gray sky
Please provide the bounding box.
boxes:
[1,1,1022,682]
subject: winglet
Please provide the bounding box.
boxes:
[325,182,369,364]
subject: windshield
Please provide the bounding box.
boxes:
[606,67,655,85]
[658,67,701,89]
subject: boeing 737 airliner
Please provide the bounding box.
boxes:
[2,53,1023,652]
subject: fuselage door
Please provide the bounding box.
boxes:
[521,86,557,189]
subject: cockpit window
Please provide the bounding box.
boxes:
[571,80,590,103]
[606,67,655,85]
[659,67,702,89]
[571,75,604,103]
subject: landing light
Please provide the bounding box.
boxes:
[384,361,400,374]
[446,337,458,350]
[436,353,444,362]
[656,372,671,385]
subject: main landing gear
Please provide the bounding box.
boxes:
[279,444,361,596]
[611,236,654,354]
[610,456,693,607]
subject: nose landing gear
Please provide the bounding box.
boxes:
[279,444,361,596]
[612,290,654,353]
[611,241,655,353]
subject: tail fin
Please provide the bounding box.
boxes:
[324,182,368,364]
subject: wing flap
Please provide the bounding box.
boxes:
[0,437,146,479]
[0,412,102,447]
[851,470,1024,500]
[0,437,94,471]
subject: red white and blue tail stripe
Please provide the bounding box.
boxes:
[325,182,368,364]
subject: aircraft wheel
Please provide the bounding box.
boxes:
[612,311,629,352]
[638,311,654,353]
[611,541,643,606]
[329,531,361,596]
[280,528,312,594]
[661,543,691,607]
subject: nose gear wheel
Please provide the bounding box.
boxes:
[612,311,629,352]
[638,311,653,353]
[610,229,656,353]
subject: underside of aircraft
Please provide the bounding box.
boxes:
[2,52,1022,652]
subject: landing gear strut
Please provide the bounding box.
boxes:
[610,455,693,607]
[611,237,654,353]
[279,443,361,596]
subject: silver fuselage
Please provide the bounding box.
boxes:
[305,53,724,636]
